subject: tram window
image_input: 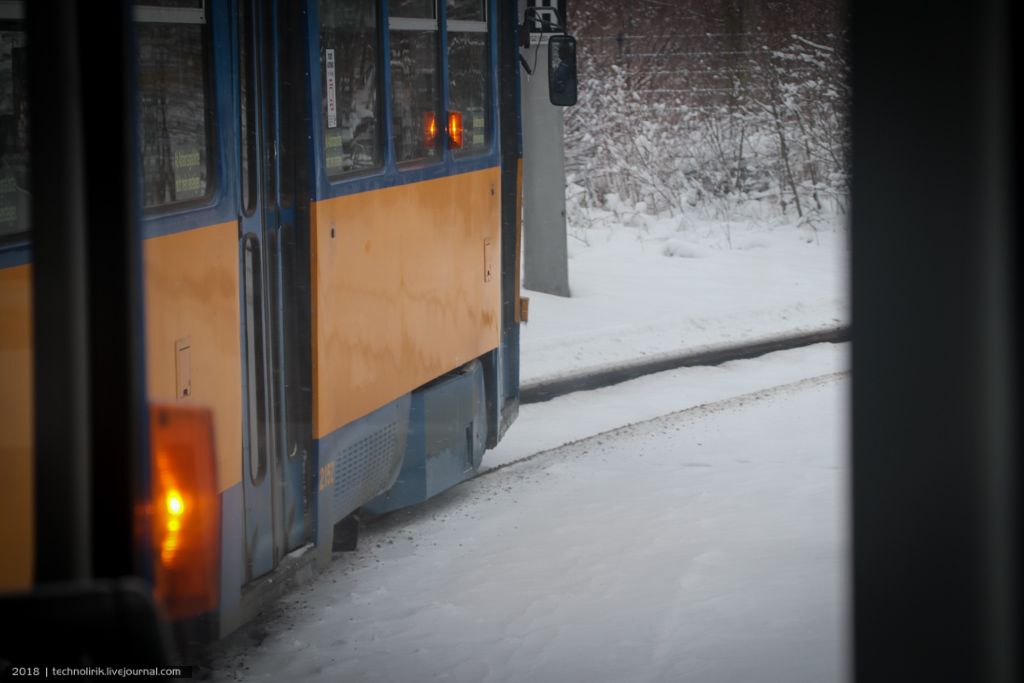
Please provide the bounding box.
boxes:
[137,0,203,7]
[390,0,435,19]
[135,2,213,210]
[390,7,441,163]
[447,12,489,156]
[239,0,256,214]
[446,0,485,22]
[0,26,29,237]
[320,0,383,178]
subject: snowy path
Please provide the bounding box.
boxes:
[212,355,849,683]
[520,218,848,384]
[490,342,847,471]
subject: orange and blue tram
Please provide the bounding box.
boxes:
[0,0,548,646]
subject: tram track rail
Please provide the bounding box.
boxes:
[520,325,850,404]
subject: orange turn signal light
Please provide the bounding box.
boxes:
[423,111,438,149]
[148,404,220,620]
[447,111,464,149]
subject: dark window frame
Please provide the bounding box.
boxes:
[319,0,387,181]
[0,18,31,244]
[388,6,444,167]
[445,0,486,23]
[446,4,490,158]
[134,1,220,216]
[314,0,500,197]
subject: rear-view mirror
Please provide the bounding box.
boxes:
[548,35,577,107]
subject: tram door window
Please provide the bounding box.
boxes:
[134,2,213,210]
[0,20,29,236]
[389,2,441,163]
[239,1,257,217]
[320,0,383,177]
[446,0,490,155]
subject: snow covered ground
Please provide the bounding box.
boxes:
[520,212,848,384]
[488,342,848,472]
[208,209,850,682]
[211,346,850,683]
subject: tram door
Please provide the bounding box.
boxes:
[238,0,309,582]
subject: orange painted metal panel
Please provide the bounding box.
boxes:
[0,264,33,590]
[144,222,242,492]
[312,167,502,438]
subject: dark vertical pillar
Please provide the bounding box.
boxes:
[27,0,91,584]
[851,0,1018,681]
[80,1,147,580]
[28,0,144,583]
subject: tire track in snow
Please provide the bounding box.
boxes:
[478,371,848,481]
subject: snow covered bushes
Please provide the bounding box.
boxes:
[564,1,850,226]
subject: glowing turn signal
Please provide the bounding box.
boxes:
[447,111,464,149]
[166,490,185,517]
[423,111,438,149]
[148,404,220,620]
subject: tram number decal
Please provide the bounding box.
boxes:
[318,460,335,492]
[325,48,337,129]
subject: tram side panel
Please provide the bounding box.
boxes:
[308,0,509,534]
[142,222,243,497]
[142,219,247,637]
[310,170,501,437]
[0,4,30,590]
[310,169,502,527]
[0,260,32,591]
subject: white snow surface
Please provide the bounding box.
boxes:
[212,357,849,683]
[210,213,850,682]
[521,214,848,384]
[487,342,848,472]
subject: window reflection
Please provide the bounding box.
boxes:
[389,0,435,19]
[321,0,382,177]
[142,0,203,7]
[390,28,440,163]
[447,29,489,155]
[136,20,212,209]
[446,0,484,22]
[0,27,29,236]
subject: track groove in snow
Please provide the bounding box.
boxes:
[521,326,849,403]
[481,370,847,480]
